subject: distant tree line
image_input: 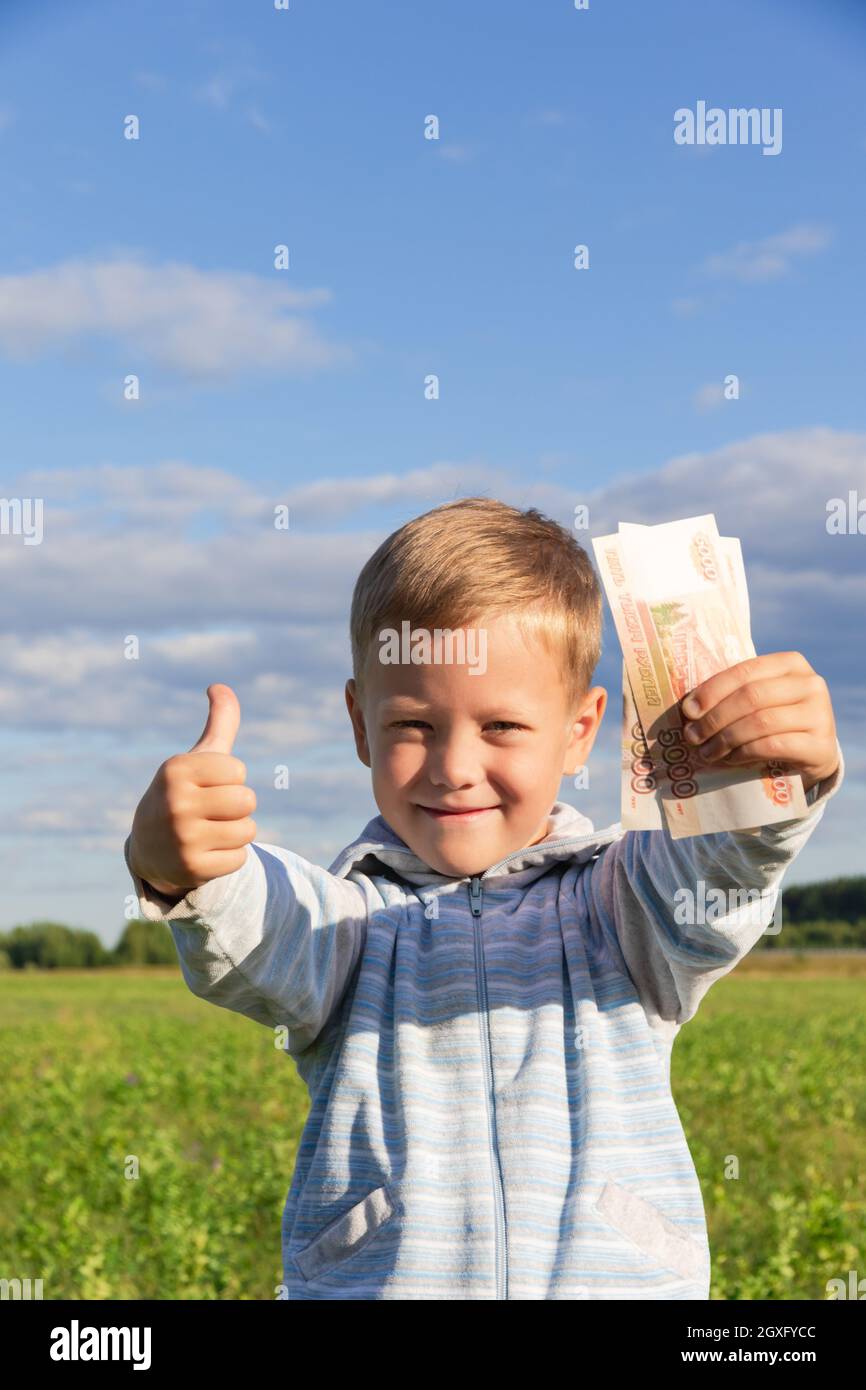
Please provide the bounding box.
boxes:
[756,875,866,950]
[0,876,864,968]
[0,919,178,969]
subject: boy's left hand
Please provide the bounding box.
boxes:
[679,651,839,794]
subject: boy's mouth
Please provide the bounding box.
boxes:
[417,804,500,821]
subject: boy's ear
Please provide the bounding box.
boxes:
[345,679,372,767]
[563,685,607,775]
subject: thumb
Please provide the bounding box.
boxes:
[189,683,241,755]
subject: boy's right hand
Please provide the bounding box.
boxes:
[128,683,258,898]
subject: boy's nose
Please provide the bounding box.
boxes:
[425,737,485,790]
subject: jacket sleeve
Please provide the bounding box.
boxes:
[123,833,368,1052]
[578,738,846,1030]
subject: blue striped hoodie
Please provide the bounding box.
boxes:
[124,741,844,1299]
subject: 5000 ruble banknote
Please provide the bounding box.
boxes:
[593,516,806,838]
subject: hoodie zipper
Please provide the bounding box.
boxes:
[465,830,613,1303]
[469,873,508,1301]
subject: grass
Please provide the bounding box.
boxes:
[0,962,863,1299]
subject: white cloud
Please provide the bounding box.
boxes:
[672,296,703,317]
[579,426,865,556]
[245,106,272,134]
[194,64,270,113]
[693,382,727,411]
[5,632,121,685]
[62,179,95,196]
[153,631,260,667]
[438,143,479,163]
[278,461,503,520]
[13,460,265,530]
[0,459,513,674]
[0,255,353,379]
[0,457,504,540]
[134,72,167,92]
[196,74,237,109]
[527,109,566,126]
[701,223,832,283]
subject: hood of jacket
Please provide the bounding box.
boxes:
[326,799,623,890]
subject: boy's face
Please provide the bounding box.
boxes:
[345,613,607,877]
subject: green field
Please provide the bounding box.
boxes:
[1,962,863,1300]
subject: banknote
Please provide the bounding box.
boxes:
[617,533,748,829]
[593,516,807,838]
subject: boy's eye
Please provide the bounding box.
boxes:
[390,720,523,732]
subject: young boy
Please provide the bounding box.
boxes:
[124,496,844,1300]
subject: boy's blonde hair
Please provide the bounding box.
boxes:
[349,496,602,710]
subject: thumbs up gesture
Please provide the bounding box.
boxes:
[128,684,258,897]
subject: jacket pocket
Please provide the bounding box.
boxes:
[293,1183,399,1282]
[593,1179,707,1283]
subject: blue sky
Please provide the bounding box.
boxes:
[1,0,864,941]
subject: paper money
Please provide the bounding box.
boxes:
[593,516,807,838]
[620,657,663,829]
